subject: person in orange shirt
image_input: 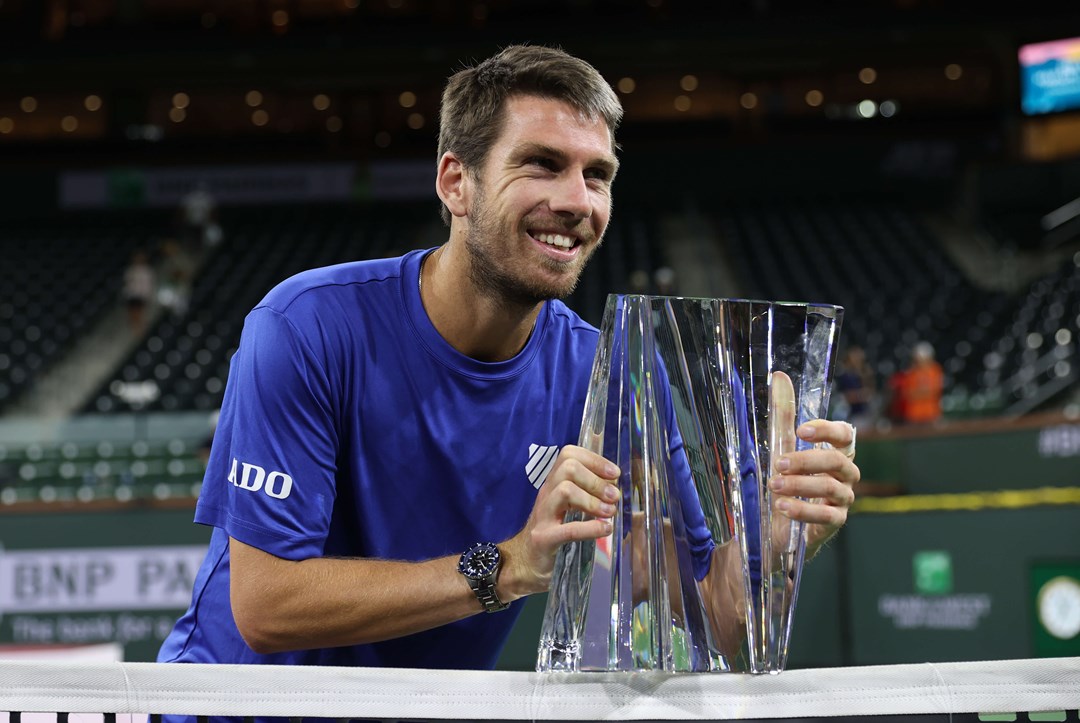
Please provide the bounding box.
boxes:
[902,341,945,424]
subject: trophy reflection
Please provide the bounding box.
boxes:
[537,295,843,674]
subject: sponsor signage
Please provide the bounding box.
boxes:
[875,550,993,633]
[1038,424,1080,458]
[877,593,992,631]
[58,160,437,209]
[0,545,206,614]
[229,458,294,499]
[913,550,953,595]
[59,163,357,208]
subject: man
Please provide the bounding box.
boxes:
[159,44,859,672]
[902,341,945,425]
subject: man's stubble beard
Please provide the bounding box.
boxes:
[463,185,599,311]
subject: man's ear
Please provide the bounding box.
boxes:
[435,152,469,218]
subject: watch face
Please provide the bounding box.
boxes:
[459,542,500,579]
[1038,575,1080,640]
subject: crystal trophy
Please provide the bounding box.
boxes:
[537,295,843,674]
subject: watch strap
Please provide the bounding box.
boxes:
[467,576,509,613]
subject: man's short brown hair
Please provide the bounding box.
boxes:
[437,44,623,225]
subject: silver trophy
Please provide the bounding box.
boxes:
[537,295,843,674]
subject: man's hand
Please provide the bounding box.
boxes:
[769,418,859,554]
[499,445,620,602]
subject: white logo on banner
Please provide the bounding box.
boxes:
[1038,425,1080,458]
[0,545,207,614]
[877,593,993,631]
[526,444,560,489]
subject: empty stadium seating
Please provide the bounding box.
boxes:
[76,200,664,416]
[0,210,175,414]
[0,200,667,504]
[964,253,1079,414]
[0,436,205,505]
[83,201,436,415]
[715,198,1078,418]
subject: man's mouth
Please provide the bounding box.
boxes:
[531,230,578,250]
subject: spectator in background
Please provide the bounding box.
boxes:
[627,268,650,294]
[122,249,155,335]
[157,238,196,319]
[178,183,221,250]
[891,341,945,426]
[624,266,677,295]
[835,344,877,430]
[653,265,678,295]
[902,341,945,424]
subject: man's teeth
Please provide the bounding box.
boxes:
[537,233,574,249]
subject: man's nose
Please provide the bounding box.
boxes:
[549,172,592,220]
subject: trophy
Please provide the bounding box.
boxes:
[537,295,843,674]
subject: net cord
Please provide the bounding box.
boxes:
[1,656,1078,719]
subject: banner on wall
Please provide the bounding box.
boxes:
[876,550,994,632]
[0,545,207,614]
[57,160,435,209]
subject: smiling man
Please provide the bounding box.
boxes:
[158,45,859,675]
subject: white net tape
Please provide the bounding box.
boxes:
[1,657,1078,720]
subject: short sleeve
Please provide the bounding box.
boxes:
[194,306,339,560]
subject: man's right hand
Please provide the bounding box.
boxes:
[498,445,620,602]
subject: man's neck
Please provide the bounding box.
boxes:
[420,244,543,363]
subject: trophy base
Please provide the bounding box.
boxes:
[536,638,580,672]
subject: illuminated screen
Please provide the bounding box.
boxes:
[1018,36,1080,115]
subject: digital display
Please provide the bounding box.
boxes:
[1019,36,1080,115]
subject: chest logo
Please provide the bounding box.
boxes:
[526,444,560,489]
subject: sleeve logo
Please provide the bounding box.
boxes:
[228,458,294,500]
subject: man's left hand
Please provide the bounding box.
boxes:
[768,419,859,552]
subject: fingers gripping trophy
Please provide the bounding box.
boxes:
[538,295,855,674]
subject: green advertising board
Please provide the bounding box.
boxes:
[858,420,1080,494]
[845,506,1080,665]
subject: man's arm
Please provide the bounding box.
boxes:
[230,541,476,653]
[229,445,620,654]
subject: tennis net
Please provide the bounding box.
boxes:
[1,656,1078,721]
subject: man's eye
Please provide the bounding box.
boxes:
[528,157,556,170]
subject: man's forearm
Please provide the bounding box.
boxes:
[230,539,502,654]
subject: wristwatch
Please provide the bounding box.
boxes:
[458,541,509,613]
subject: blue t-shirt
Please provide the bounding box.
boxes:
[158,248,601,670]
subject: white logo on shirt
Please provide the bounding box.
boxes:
[526,444,560,489]
[228,458,294,500]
